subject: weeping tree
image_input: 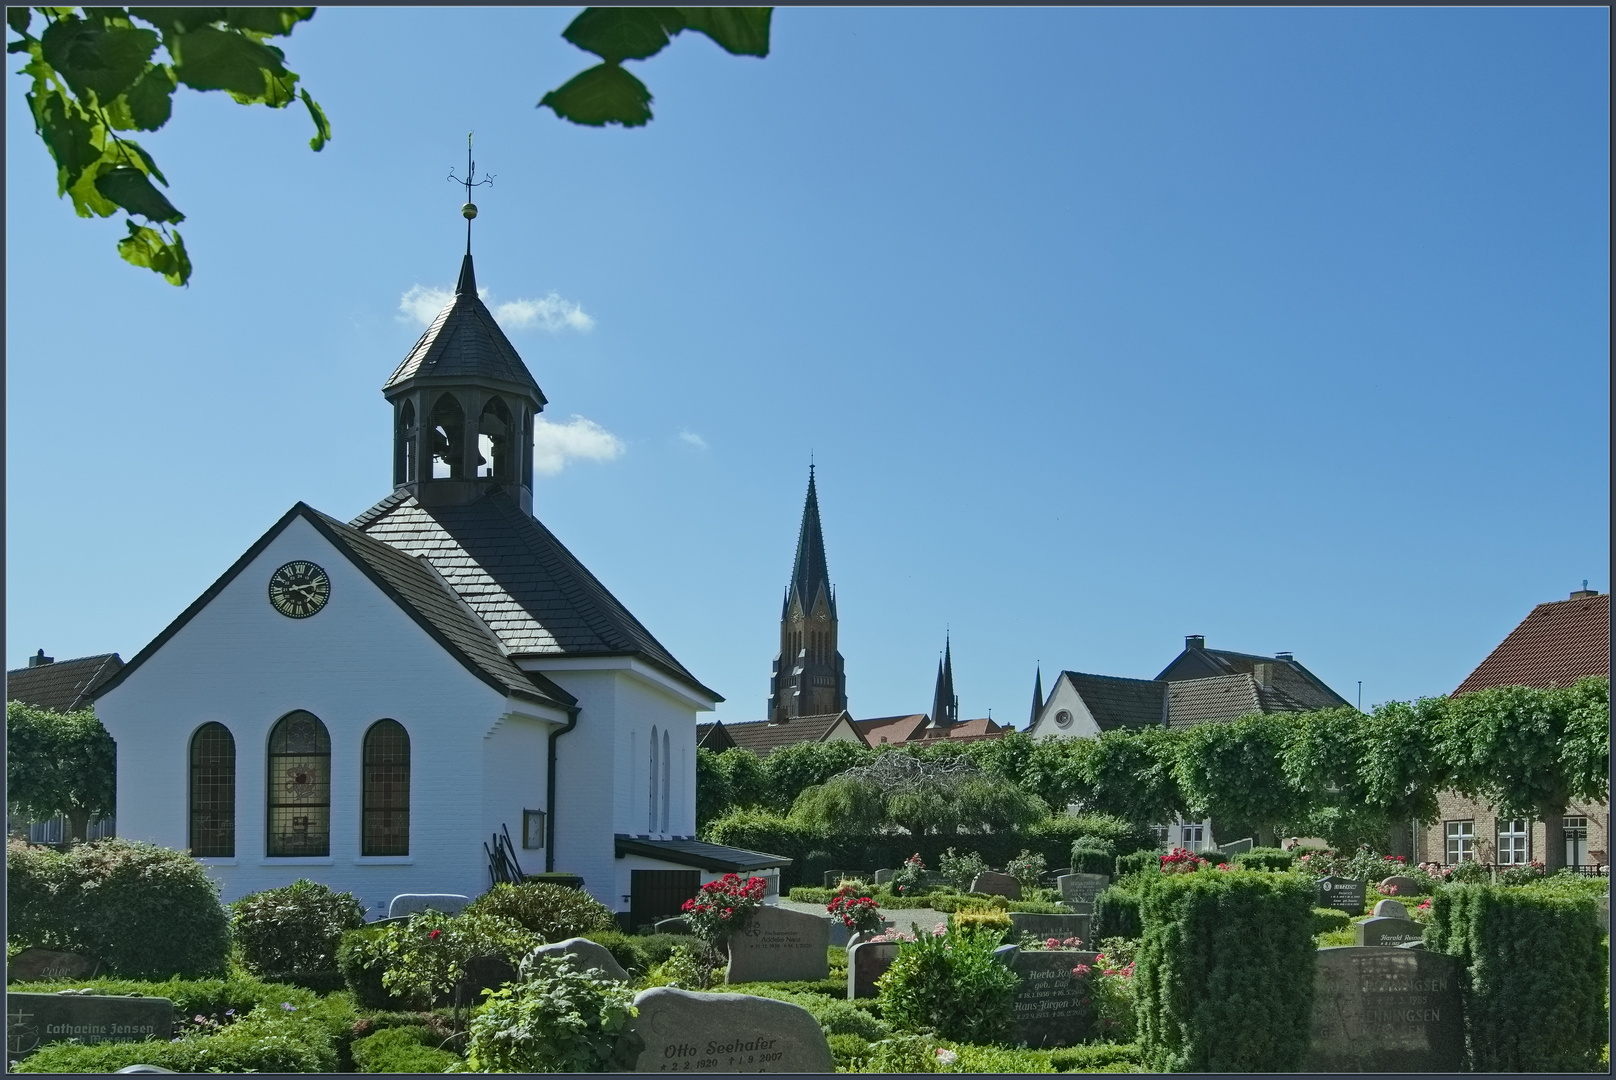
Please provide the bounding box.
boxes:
[790,752,1047,837]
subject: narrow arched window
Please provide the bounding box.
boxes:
[396,399,417,485]
[661,729,671,833]
[429,393,466,479]
[649,725,659,833]
[362,719,410,856]
[478,397,514,481]
[521,408,534,487]
[267,710,331,857]
[189,723,235,857]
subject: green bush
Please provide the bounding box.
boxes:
[229,878,365,980]
[351,1025,461,1073]
[1309,906,1352,937]
[1065,814,1157,857]
[946,1042,1057,1072]
[1091,887,1142,940]
[463,953,637,1072]
[860,1033,944,1073]
[578,929,649,974]
[339,924,404,1009]
[876,924,1020,1043]
[1046,1041,1143,1071]
[826,1031,875,1070]
[1425,880,1607,1071]
[1134,868,1316,1072]
[740,985,894,1041]
[1231,847,1295,872]
[788,886,834,903]
[938,847,990,890]
[1113,850,1158,880]
[1071,841,1115,876]
[462,881,617,942]
[5,840,69,949]
[338,912,537,1010]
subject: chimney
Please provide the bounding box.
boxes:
[1275,651,1294,662]
[1570,580,1598,600]
[27,649,53,668]
[1185,635,1205,651]
[1253,662,1272,688]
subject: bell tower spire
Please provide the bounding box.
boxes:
[768,465,848,720]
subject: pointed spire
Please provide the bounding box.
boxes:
[931,635,957,727]
[788,465,833,616]
[455,251,476,297]
[1029,666,1044,727]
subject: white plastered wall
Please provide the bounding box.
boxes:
[1027,676,1104,740]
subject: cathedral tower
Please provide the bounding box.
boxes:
[768,467,847,719]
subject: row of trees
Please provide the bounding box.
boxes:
[698,679,1609,869]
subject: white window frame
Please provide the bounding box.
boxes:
[1445,820,1474,864]
[1564,816,1589,867]
[1496,819,1529,865]
[1182,822,1205,853]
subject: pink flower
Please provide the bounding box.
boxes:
[428,929,441,940]
[1072,963,1092,977]
[1046,937,1060,949]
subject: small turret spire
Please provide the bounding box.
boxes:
[1029,665,1044,727]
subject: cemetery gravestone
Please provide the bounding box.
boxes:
[1010,912,1091,945]
[388,893,471,918]
[1000,947,1099,1048]
[970,871,1022,900]
[1306,946,1463,1072]
[725,905,830,984]
[1354,918,1425,948]
[5,950,99,983]
[617,986,834,1072]
[1378,875,1421,897]
[846,941,899,999]
[872,869,895,885]
[1316,876,1366,915]
[655,917,692,936]
[6,992,174,1059]
[1057,873,1110,913]
[1372,899,1409,919]
[527,938,629,981]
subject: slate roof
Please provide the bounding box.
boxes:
[1165,673,1312,730]
[383,254,545,401]
[1454,592,1610,695]
[5,653,123,712]
[720,711,864,757]
[352,489,718,701]
[696,721,738,751]
[854,714,928,746]
[1156,642,1348,709]
[614,835,792,872]
[1062,672,1168,731]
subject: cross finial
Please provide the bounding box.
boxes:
[448,131,494,253]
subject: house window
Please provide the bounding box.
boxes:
[362,719,409,856]
[649,726,659,833]
[1182,822,1205,852]
[189,723,235,857]
[1150,824,1170,845]
[1496,819,1529,865]
[1564,816,1589,867]
[1445,820,1474,864]
[267,711,331,857]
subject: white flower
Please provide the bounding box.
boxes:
[935,1048,958,1065]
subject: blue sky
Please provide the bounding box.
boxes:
[5,8,1609,723]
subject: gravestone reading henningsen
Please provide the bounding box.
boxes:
[616,987,834,1072]
[846,941,899,999]
[1316,876,1366,915]
[970,871,1022,900]
[1306,946,1462,1072]
[5,950,100,984]
[725,905,829,984]
[998,947,1099,1048]
[6,993,174,1060]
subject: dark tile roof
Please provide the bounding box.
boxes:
[1164,673,1310,729]
[721,711,862,757]
[614,835,792,872]
[352,490,717,701]
[853,714,928,746]
[1062,672,1167,731]
[1156,643,1348,709]
[696,721,737,751]
[1454,592,1610,695]
[383,255,545,401]
[5,653,123,712]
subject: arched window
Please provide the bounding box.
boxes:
[521,408,534,487]
[189,723,235,857]
[429,393,465,479]
[478,397,514,481]
[396,399,417,485]
[267,711,331,857]
[362,719,410,856]
[649,725,659,833]
[661,729,671,833]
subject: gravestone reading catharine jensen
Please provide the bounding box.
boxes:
[5,950,100,984]
[616,987,834,1072]
[1316,876,1366,915]
[1056,873,1109,913]
[725,905,829,984]
[970,871,1022,900]
[6,992,174,1059]
[1009,912,1091,945]
[998,947,1099,1048]
[1306,946,1463,1072]
[846,941,899,999]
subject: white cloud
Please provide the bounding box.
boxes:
[678,429,708,450]
[533,415,624,475]
[398,285,594,333]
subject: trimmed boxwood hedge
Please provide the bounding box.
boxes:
[1425,878,1608,1071]
[1092,886,1142,940]
[1134,867,1316,1072]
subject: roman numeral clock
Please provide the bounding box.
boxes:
[268,560,331,619]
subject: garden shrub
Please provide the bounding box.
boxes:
[1091,887,1142,940]
[949,906,1011,937]
[229,878,365,981]
[1065,814,1157,856]
[1231,847,1295,872]
[339,924,405,1009]
[889,853,929,898]
[1134,867,1315,1072]
[681,873,768,943]
[1005,849,1048,892]
[5,840,69,949]
[860,1033,945,1073]
[463,880,617,941]
[639,943,712,990]
[876,923,1019,1043]
[826,1031,875,1070]
[1309,907,1352,937]
[1113,850,1158,880]
[579,929,650,974]
[1046,1041,1143,1071]
[740,986,893,1041]
[462,953,637,1072]
[339,912,538,1009]
[937,847,989,890]
[1425,880,1607,1071]
[945,1042,1057,1072]
[350,1024,461,1073]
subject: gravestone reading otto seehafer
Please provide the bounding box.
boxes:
[724,905,829,984]
[616,987,834,1072]
[1306,946,1463,1072]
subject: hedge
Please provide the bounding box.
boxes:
[1134,868,1316,1072]
[1231,847,1296,872]
[1425,879,1608,1071]
[1091,887,1142,940]
[1113,851,1158,880]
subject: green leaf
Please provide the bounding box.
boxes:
[117,219,191,285]
[676,7,771,57]
[119,137,168,185]
[112,63,176,130]
[300,87,329,150]
[8,6,32,34]
[28,85,102,195]
[169,24,285,96]
[95,164,181,221]
[41,16,159,102]
[561,7,682,64]
[126,8,226,36]
[539,62,653,128]
[65,157,121,217]
[220,7,316,36]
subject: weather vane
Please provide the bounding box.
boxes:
[448,131,494,251]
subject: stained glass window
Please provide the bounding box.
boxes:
[363,719,410,856]
[189,723,235,857]
[267,710,330,857]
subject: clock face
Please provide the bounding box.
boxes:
[268,560,331,619]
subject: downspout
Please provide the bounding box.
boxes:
[546,704,581,872]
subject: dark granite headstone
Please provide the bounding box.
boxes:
[5,950,100,983]
[1056,873,1109,912]
[1010,912,1090,945]
[1377,875,1421,897]
[1001,947,1099,1048]
[1354,918,1425,948]
[970,871,1022,900]
[1306,946,1463,1072]
[725,906,830,984]
[6,992,173,1058]
[617,987,834,1072]
[846,941,899,999]
[1316,876,1366,915]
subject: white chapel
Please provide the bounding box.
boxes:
[93,239,787,926]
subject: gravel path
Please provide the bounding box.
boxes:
[773,896,947,940]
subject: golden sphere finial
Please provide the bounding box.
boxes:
[462,203,478,220]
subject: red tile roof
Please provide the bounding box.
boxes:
[1454,592,1610,695]
[853,714,928,746]
[913,717,1008,743]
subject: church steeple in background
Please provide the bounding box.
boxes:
[930,634,958,727]
[768,466,847,720]
[1029,666,1044,728]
